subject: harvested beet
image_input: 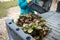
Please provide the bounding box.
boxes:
[16,13,50,40]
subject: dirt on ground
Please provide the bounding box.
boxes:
[0,6,20,40]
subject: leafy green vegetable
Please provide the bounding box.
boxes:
[16,13,50,40]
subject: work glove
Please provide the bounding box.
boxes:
[26,0,32,3]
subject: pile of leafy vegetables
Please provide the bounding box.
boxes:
[16,14,50,40]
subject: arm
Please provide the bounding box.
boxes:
[18,0,28,9]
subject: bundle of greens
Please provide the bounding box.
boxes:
[16,14,50,40]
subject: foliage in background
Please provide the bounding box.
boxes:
[0,0,18,18]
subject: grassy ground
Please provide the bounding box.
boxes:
[0,0,18,18]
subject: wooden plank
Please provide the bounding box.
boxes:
[42,13,60,40]
[50,0,58,11]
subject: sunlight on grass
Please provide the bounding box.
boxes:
[0,0,18,18]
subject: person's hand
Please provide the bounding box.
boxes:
[26,0,32,3]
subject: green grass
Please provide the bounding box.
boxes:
[0,0,18,18]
